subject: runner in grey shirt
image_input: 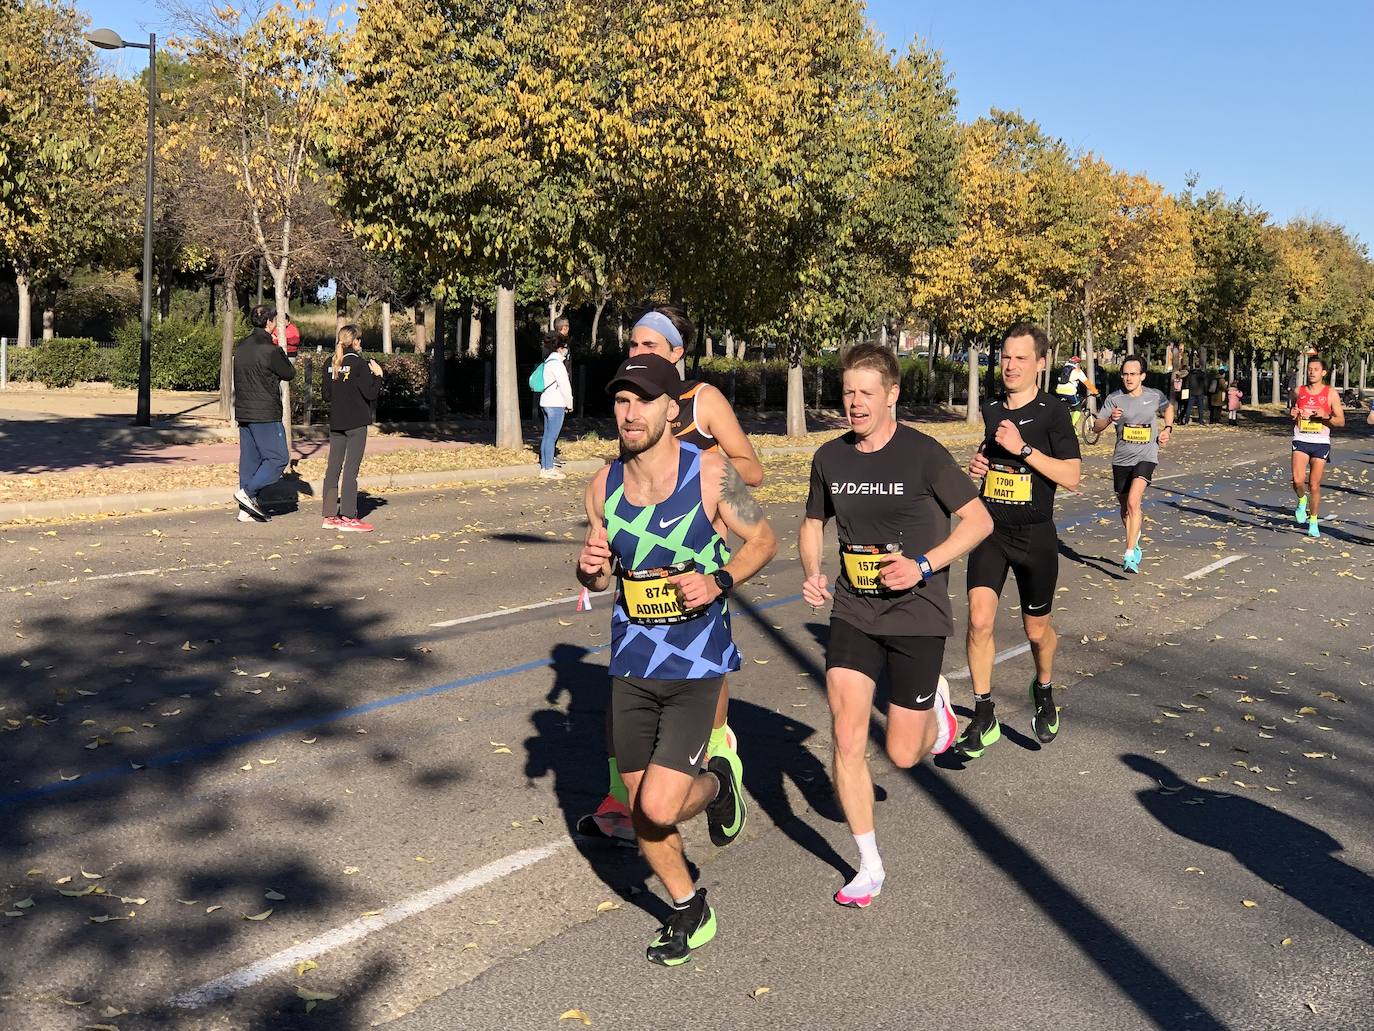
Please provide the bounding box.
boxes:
[1092,356,1174,572]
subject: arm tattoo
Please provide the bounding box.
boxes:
[721,463,764,524]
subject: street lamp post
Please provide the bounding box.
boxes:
[87,27,156,427]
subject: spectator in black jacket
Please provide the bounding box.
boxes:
[232,305,296,521]
[321,324,383,532]
[1187,365,1208,424]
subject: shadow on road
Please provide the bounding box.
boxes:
[0,576,444,1026]
[1123,754,1374,948]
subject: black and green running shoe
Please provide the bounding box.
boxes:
[646,889,717,966]
[705,755,746,847]
[955,712,1001,758]
[1030,681,1060,743]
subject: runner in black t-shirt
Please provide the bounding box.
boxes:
[801,343,992,909]
[960,323,1082,757]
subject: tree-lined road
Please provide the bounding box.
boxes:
[1,422,1371,1030]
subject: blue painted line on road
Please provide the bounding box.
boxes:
[0,593,804,810]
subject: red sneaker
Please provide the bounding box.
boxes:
[322,516,342,530]
[575,794,634,842]
[338,517,374,533]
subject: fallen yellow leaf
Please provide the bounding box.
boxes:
[559,1011,592,1026]
[243,909,273,921]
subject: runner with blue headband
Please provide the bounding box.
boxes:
[578,305,764,845]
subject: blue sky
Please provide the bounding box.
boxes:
[79,0,1372,246]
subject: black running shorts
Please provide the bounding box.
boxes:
[966,521,1059,617]
[1112,462,1157,495]
[1292,440,1332,462]
[611,675,723,777]
[825,618,945,710]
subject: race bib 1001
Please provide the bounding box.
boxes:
[983,463,1032,504]
[840,543,901,595]
[619,561,706,625]
[1122,423,1152,444]
[1297,418,1324,435]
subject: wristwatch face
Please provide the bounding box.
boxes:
[713,570,734,592]
[1019,444,1033,458]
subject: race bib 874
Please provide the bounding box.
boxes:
[619,561,706,625]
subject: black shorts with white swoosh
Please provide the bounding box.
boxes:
[966,521,1060,614]
[611,675,723,776]
[825,619,945,709]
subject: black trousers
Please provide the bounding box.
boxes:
[323,425,368,518]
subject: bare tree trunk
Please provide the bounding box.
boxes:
[158,284,171,321]
[255,259,264,306]
[429,299,446,420]
[591,297,608,354]
[725,329,735,361]
[15,272,32,348]
[466,301,481,358]
[208,280,217,324]
[786,344,806,437]
[219,274,236,421]
[704,334,714,358]
[335,286,348,331]
[495,277,521,449]
[1360,354,1367,392]
[413,305,427,354]
[1125,322,1136,355]
[1271,356,1281,405]
[1342,358,1350,389]
[381,300,393,353]
[42,300,55,341]
[1249,350,1258,409]
[965,341,980,424]
[1082,287,1096,387]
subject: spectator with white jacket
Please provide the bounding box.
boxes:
[538,331,574,479]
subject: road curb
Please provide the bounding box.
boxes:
[0,433,985,524]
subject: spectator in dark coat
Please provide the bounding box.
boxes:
[232,304,295,521]
[321,324,383,532]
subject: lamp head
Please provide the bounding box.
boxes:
[86,28,126,50]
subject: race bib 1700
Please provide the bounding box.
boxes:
[983,464,1032,504]
[1122,423,1152,444]
[619,561,706,625]
[840,543,901,595]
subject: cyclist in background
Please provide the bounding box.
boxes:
[1053,355,1098,433]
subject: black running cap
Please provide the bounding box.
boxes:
[606,354,681,399]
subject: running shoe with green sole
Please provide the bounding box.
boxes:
[646,891,717,966]
[707,726,743,798]
[1295,496,1309,524]
[705,755,746,846]
[955,714,1001,758]
[1030,681,1060,743]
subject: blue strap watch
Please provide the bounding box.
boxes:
[916,554,934,581]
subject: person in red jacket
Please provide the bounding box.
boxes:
[268,312,302,358]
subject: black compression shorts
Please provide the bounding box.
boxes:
[611,675,722,777]
[966,521,1059,617]
[1112,462,1157,495]
[825,618,945,710]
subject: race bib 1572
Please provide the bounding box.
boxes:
[840,543,901,595]
[983,464,1032,504]
[619,561,706,625]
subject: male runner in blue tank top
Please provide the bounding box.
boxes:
[580,306,763,842]
[577,354,777,965]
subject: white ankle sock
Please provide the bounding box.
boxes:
[843,831,885,896]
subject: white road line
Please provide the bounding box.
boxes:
[170,840,572,1009]
[5,562,224,594]
[1182,554,1247,580]
[429,594,578,628]
[946,642,1032,681]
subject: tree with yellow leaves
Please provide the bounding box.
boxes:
[911,111,1071,422]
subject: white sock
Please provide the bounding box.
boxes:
[843,831,885,897]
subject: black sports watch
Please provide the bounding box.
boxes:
[711,569,734,596]
[1019,443,1033,458]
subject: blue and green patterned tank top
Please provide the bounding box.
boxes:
[605,442,740,680]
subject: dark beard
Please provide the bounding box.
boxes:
[619,419,667,457]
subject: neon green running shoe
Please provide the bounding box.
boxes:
[955,713,1001,758]
[646,890,717,966]
[1307,518,1320,539]
[707,724,743,797]
[1295,496,1309,524]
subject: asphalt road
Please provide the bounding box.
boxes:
[1,421,1371,1031]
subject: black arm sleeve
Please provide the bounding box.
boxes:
[1046,400,1081,460]
[804,452,833,522]
[356,360,381,403]
[271,348,296,381]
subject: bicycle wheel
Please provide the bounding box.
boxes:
[1079,405,1102,445]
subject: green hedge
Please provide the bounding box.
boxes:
[4,338,102,387]
[112,316,225,391]
[291,351,432,422]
